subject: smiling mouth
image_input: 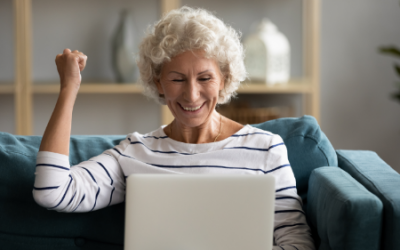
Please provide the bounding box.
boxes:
[179,103,204,112]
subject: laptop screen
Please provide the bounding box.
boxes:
[124,174,275,250]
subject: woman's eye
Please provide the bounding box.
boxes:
[199,78,211,81]
[172,79,184,82]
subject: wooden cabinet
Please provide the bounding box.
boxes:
[1,0,319,135]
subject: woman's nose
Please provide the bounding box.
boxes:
[183,78,200,102]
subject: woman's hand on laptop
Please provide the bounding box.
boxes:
[55,48,87,93]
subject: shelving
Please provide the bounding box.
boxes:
[0,84,14,94]
[32,82,143,94]
[7,0,320,135]
[239,80,312,94]
[31,79,311,95]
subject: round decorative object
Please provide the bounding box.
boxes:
[111,9,137,83]
[244,19,290,85]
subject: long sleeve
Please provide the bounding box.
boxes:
[266,135,315,250]
[32,136,129,213]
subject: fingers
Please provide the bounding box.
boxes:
[63,48,82,55]
[55,53,62,62]
[78,54,88,71]
[59,48,87,59]
[57,48,88,71]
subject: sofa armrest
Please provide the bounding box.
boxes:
[337,150,400,250]
[307,167,382,250]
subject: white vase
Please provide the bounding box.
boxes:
[111,9,137,83]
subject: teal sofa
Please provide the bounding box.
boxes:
[0,116,399,250]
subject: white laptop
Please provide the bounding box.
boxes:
[124,174,275,250]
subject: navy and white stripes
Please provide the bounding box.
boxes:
[36,163,69,171]
[33,124,314,249]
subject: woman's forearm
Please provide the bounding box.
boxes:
[39,48,86,155]
[39,86,78,156]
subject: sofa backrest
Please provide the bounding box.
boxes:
[0,115,337,249]
[252,115,338,205]
[0,133,126,249]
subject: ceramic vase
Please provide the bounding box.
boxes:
[111,9,136,83]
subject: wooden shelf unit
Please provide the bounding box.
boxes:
[0,84,14,94]
[31,79,311,95]
[239,80,313,94]
[9,0,320,135]
[32,82,144,94]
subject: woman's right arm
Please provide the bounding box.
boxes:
[39,48,85,155]
[33,49,126,212]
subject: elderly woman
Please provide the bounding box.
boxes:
[33,7,314,250]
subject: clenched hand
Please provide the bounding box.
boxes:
[55,48,87,92]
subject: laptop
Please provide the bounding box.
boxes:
[124,174,275,250]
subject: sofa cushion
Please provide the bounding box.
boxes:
[307,167,383,250]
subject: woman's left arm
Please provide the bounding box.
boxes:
[33,137,129,213]
[266,135,315,250]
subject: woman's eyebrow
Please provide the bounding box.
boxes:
[168,69,213,75]
[197,69,212,75]
[168,71,184,75]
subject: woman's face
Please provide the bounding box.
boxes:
[155,50,225,128]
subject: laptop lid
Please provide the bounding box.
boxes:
[124,174,275,250]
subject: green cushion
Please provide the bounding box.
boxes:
[307,167,383,250]
[0,132,126,249]
[253,115,338,205]
[337,150,400,250]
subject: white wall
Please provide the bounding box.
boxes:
[320,0,400,172]
[0,0,14,82]
[0,95,14,133]
[0,0,14,134]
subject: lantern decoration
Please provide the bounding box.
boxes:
[244,19,290,85]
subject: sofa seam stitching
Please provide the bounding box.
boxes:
[4,150,35,157]
[286,134,331,166]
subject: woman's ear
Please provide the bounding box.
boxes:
[219,75,226,91]
[154,77,164,95]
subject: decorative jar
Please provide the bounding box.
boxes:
[244,19,290,85]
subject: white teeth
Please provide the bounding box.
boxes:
[182,104,202,111]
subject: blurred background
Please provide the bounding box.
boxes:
[0,0,399,173]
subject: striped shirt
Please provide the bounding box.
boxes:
[33,125,315,250]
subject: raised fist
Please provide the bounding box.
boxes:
[55,49,87,90]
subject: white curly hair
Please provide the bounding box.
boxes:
[137,6,247,105]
